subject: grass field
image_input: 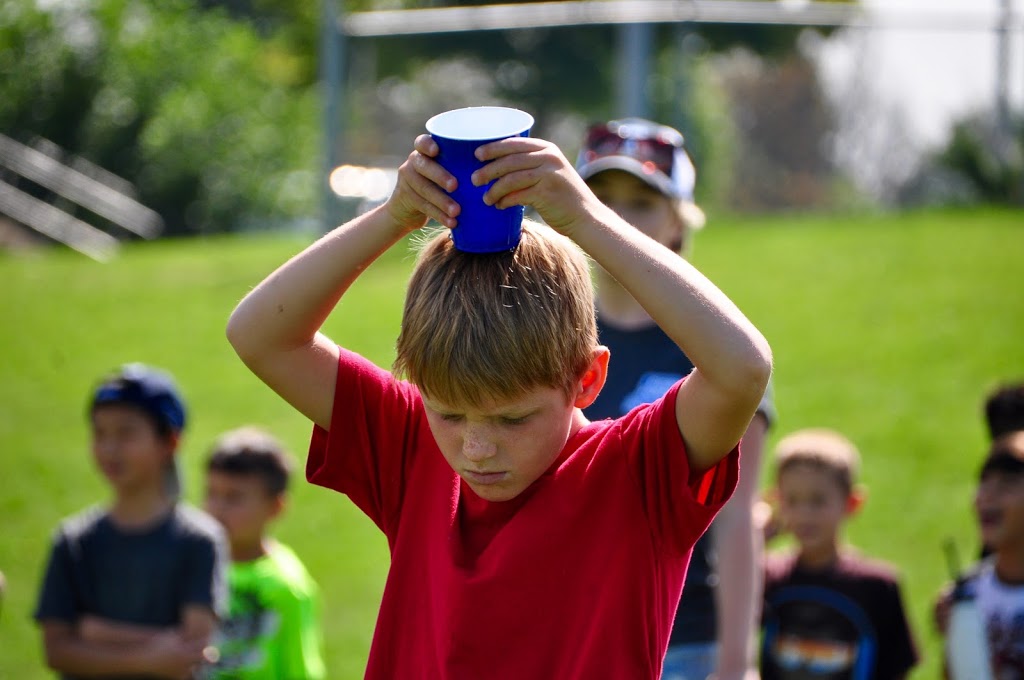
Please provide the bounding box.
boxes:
[1,207,1022,678]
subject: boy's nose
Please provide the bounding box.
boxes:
[203,498,222,518]
[462,429,497,462]
[92,439,117,458]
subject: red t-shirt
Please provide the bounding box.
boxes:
[308,349,739,679]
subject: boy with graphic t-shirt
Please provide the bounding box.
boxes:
[760,429,918,680]
[201,427,325,680]
[226,129,772,677]
[937,431,1024,676]
[34,364,228,680]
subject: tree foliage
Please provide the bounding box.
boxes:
[0,0,861,239]
[900,113,1024,207]
[339,0,854,124]
[0,0,319,235]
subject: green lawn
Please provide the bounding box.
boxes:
[1,208,1021,678]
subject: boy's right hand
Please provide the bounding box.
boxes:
[753,498,783,543]
[145,631,207,680]
[386,135,461,232]
[933,581,954,634]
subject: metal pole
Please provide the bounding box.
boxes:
[321,0,344,231]
[996,0,1011,132]
[617,22,654,118]
[671,23,696,137]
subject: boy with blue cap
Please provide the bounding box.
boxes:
[35,363,228,680]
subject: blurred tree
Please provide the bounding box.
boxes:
[714,49,839,211]
[324,0,856,211]
[0,0,860,240]
[899,112,1024,207]
[333,0,854,125]
[0,0,318,236]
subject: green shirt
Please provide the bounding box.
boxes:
[205,542,325,680]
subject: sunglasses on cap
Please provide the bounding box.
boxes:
[581,120,685,179]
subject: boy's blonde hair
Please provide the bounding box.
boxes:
[774,428,861,495]
[394,219,597,406]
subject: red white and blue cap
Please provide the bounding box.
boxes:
[576,118,697,202]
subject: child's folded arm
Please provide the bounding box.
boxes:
[179,603,217,645]
[41,619,205,678]
[77,615,164,643]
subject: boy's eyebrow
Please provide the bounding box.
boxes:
[422,399,541,418]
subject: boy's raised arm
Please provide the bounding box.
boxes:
[473,137,772,470]
[227,136,461,429]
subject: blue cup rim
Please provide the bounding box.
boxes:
[425,106,534,142]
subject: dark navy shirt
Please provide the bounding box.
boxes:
[35,504,229,680]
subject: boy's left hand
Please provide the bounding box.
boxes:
[387,135,462,232]
[472,137,605,238]
[754,498,783,543]
[933,582,954,634]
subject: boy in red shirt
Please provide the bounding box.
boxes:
[227,130,772,678]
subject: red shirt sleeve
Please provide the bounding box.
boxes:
[306,348,425,542]
[618,379,740,556]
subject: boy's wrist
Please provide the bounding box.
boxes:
[378,202,425,238]
[554,198,618,249]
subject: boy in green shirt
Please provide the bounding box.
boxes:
[201,427,325,680]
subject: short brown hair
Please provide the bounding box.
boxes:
[774,428,860,495]
[394,219,597,405]
[984,382,1024,440]
[981,431,1024,478]
[206,426,293,496]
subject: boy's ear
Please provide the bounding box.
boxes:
[574,346,610,409]
[163,432,181,462]
[268,494,286,520]
[846,484,866,515]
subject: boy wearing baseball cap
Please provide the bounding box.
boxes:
[35,364,228,680]
[577,118,775,680]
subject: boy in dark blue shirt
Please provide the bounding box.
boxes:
[35,364,228,679]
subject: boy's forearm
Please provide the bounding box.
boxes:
[715,529,759,677]
[78,615,164,644]
[180,604,217,645]
[45,634,159,676]
[573,208,771,393]
[714,417,768,677]
[227,204,409,360]
[227,205,413,426]
[45,620,208,678]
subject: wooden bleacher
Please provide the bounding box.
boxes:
[0,134,164,261]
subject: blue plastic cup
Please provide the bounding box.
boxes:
[425,106,535,253]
